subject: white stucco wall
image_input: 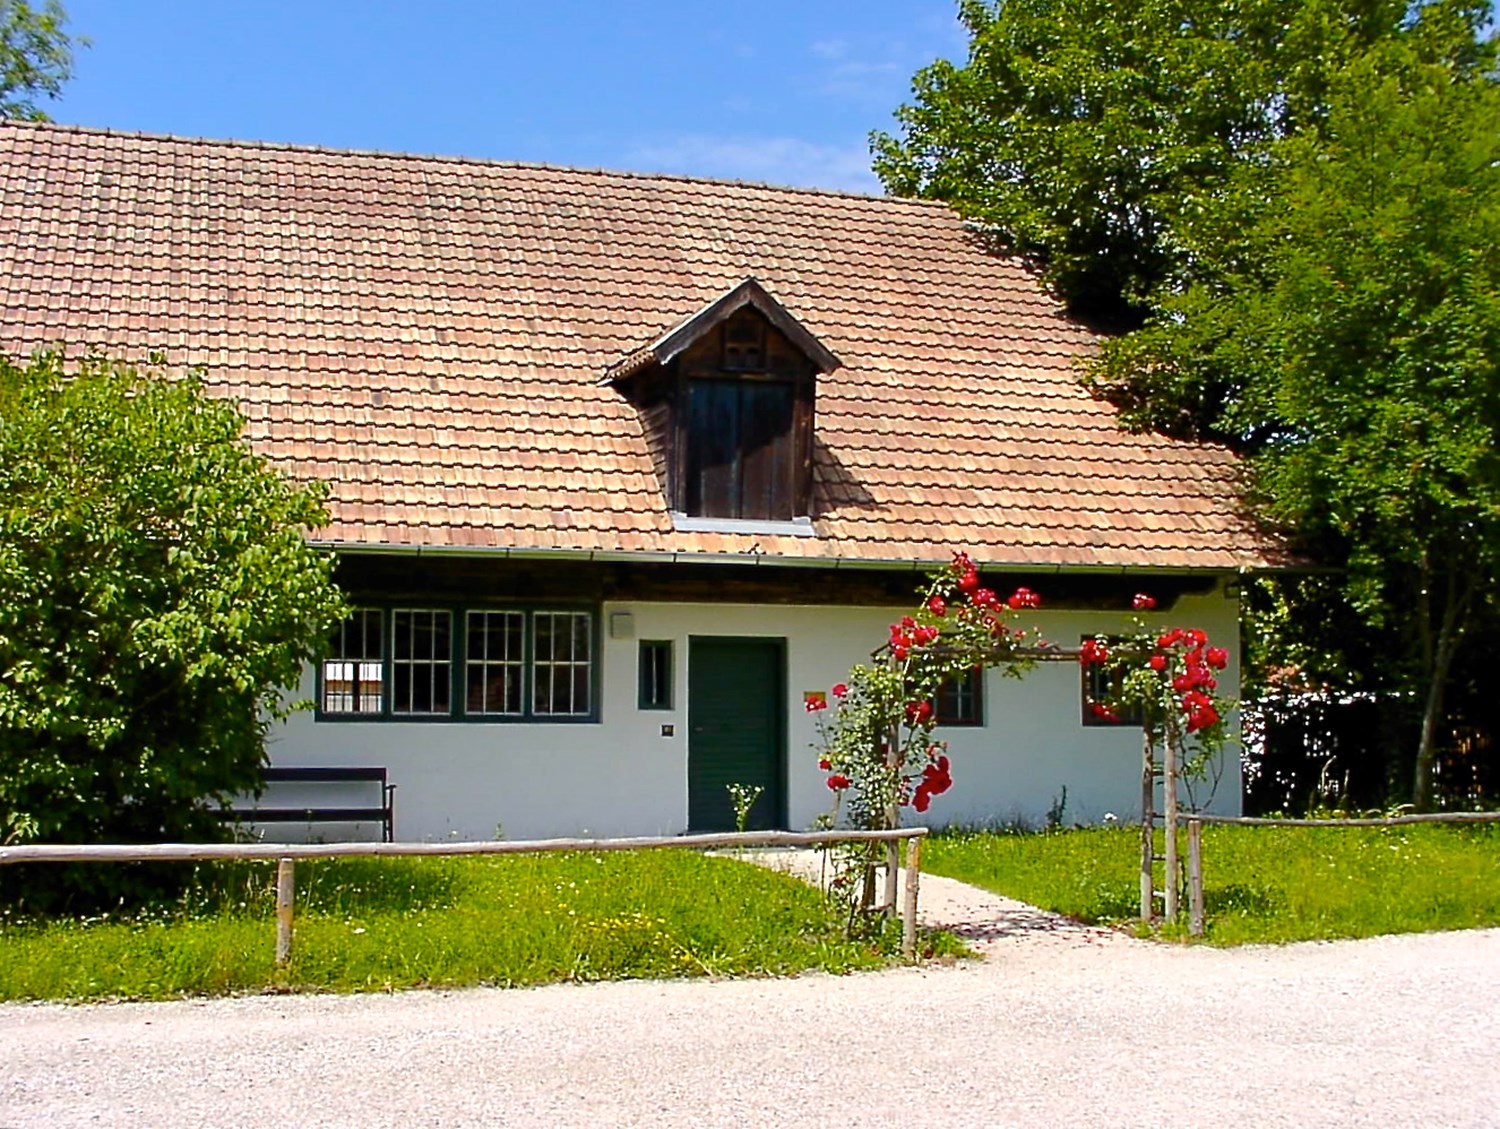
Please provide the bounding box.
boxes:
[264,584,1242,842]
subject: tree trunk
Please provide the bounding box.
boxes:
[1412,569,1472,811]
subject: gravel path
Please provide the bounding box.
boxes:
[2,857,1497,1128]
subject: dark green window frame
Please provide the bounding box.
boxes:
[638,640,673,710]
[316,604,600,723]
[320,608,385,716]
[1081,635,1144,727]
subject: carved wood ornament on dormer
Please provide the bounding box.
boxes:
[604,278,841,525]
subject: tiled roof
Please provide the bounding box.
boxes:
[0,121,1272,571]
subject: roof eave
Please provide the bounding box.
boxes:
[311,539,1275,575]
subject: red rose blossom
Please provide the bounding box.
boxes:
[832,682,849,698]
[826,774,851,791]
[1132,593,1157,610]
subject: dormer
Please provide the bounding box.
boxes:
[605,279,841,525]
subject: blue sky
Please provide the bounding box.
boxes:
[48,1,969,194]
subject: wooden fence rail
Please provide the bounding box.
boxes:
[1182,810,1500,936]
[1187,811,1500,828]
[0,827,930,965]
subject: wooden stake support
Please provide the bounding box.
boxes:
[1187,818,1204,937]
[1163,724,1180,922]
[1139,728,1155,923]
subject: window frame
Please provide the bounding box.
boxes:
[319,608,387,717]
[934,666,984,727]
[1080,635,1144,728]
[315,604,600,724]
[682,376,798,522]
[638,640,674,710]
[389,607,455,718]
[464,608,528,718]
[667,310,817,524]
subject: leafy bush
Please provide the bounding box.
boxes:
[0,352,345,908]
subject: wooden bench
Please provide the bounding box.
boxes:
[217,767,396,842]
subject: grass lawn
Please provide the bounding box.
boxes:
[0,850,955,1002]
[923,823,1500,945]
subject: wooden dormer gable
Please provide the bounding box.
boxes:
[606,279,841,524]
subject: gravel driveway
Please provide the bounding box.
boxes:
[2,863,1496,1128]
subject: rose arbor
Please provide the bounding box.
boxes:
[810,552,1235,927]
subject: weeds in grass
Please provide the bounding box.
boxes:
[0,851,954,1002]
[925,823,1500,945]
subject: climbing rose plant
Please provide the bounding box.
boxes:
[1078,609,1234,793]
[810,555,1236,923]
[809,553,1043,835]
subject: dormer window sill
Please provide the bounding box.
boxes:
[670,513,817,538]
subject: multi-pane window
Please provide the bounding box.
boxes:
[934,667,983,726]
[319,607,595,722]
[466,611,525,716]
[321,609,384,715]
[532,612,593,717]
[392,609,452,716]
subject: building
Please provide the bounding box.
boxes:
[0,121,1270,839]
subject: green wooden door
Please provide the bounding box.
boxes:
[688,637,785,832]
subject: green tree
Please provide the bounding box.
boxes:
[0,352,347,854]
[872,0,1491,329]
[1,0,77,120]
[1089,44,1500,807]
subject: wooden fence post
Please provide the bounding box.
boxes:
[882,719,901,917]
[1164,729,1179,922]
[1140,728,1155,922]
[902,835,921,960]
[1188,819,1204,937]
[275,857,295,968]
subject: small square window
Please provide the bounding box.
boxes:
[638,640,673,710]
[935,667,983,726]
[1081,636,1143,727]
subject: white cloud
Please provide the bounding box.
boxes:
[624,135,882,194]
[806,6,968,106]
